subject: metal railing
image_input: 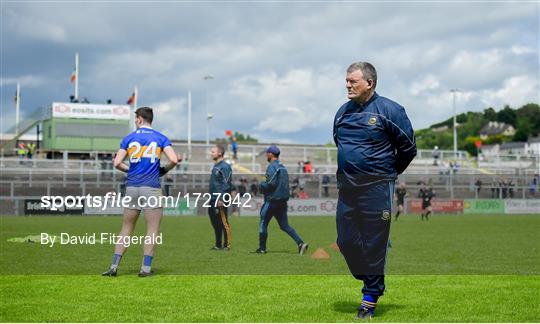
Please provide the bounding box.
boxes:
[1,169,538,200]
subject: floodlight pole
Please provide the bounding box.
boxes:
[187,90,192,160]
[206,113,213,154]
[15,82,20,136]
[74,53,79,101]
[203,75,214,159]
[131,86,138,132]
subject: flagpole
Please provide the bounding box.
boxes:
[15,83,20,136]
[132,86,138,131]
[187,90,192,160]
[74,52,79,101]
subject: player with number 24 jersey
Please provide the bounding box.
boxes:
[120,126,172,188]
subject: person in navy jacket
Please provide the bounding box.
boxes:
[333,62,416,319]
[255,145,309,255]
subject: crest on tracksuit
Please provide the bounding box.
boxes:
[382,210,391,220]
[368,117,377,125]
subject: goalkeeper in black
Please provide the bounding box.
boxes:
[394,182,407,221]
[418,184,436,220]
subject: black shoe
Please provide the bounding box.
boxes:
[355,307,374,320]
[298,243,309,255]
[210,246,223,250]
[102,268,117,277]
[253,248,266,254]
[138,270,154,277]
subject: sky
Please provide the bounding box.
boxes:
[1,1,538,144]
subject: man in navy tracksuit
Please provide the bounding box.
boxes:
[208,144,233,250]
[333,62,416,319]
[255,145,309,255]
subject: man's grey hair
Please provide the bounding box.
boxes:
[214,144,226,157]
[347,62,377,88]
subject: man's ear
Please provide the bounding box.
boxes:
[366,79,374,89]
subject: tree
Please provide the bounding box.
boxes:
[483,107,497,121]
[233,131,258,143]
[513,119,532,142]
[497,105,517,126]
[515,103,540,137]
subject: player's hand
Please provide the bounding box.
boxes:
[159,167,167,177]
[177,153,183,162]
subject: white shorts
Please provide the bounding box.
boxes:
[125,186,163,210]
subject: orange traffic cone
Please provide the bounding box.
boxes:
[311,247,330,260]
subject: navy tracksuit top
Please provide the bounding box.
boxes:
[260,159,290,202]
[333,92,417,189]
[209,160,232,202]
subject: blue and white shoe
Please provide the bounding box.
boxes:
[101,268,117,277]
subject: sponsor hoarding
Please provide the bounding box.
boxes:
[24,199,84,215]
[164,200,197,216]
[504,199,540,214]
[240,198,337,216]
[463,199,505,214]
[52,102,130,120]
[408,199,463,213]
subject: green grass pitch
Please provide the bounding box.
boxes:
[1,214,539,322]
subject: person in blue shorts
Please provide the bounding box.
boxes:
[102,107,178,277]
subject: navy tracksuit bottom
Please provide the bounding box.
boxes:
[259,200,303,251]
[208,206,231,248]
[336,181,394,297]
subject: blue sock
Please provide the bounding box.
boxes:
[361,295,378,310]
[141,255,153,272]
[110,253,122,269]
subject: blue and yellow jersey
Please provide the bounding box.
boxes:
[119,126,172,188]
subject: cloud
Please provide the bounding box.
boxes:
[4,8,66,43]
[229,66,343,134]
[147,97,188,139]
[1,2,538,143]
[480,75,539,108]
[0,75,46,87]
[410,75,441,96]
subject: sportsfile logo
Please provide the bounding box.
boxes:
[39,192,253,211]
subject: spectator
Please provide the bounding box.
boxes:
[298,187,309,199]
[299,177,306,190]
[303,161,313,173]
[432,146,440,165]
[17,142,27,160]
[474,178,482,195]
[491,180,498,198]
[236,178,247,196]
[500,180,508,199]
[250,178,259,197]
[529,178,538,195]
[164,176,173,196]
[297,161,303,173]
[508,180,514,198]
[452,161,459,174]
[291,176,300,194]
[322,174,330,197]
[26,142,36,159]
[231,137,238,160]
